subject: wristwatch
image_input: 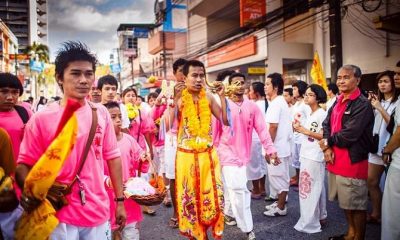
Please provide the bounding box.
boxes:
[114,197,125,202]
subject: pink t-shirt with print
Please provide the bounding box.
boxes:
[0,105,33,161]
[18,100,120,227]
[104,133,149,230]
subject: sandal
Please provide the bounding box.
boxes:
[163,199,172,207]
[143,207,156,216]
[168,217,179,228]
[251,193,262,200]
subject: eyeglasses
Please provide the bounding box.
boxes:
[0,89,20,96]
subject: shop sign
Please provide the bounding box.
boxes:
[240,0,266,27]
[207,36,257,67]
[248,67,266,75]
[9,54,30,60]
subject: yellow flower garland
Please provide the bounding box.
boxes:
[181,88,212,151]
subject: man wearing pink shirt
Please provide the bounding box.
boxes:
[15,41,126,239]
[216,73,277,240]
[0,73,33,161]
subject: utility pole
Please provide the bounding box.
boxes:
[162,30,167,80]
[130,56,134,85]
[14,46,17,75]
[329,0,343,83]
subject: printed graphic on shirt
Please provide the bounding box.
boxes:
[307,121,319,142]
[94,125,102,160]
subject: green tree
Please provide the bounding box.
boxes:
[24,42,52,93]
[24,42,50,63]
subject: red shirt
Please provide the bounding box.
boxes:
[327,88,368,179]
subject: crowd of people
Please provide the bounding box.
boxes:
[0,41,399,240]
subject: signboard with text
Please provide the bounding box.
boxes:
[240,0,266,27]
[207,36,257,67]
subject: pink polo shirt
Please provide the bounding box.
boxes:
[18,100,120,227]
[327,88,368,179]
[104,133,148,230]
[151,104,167,147]
[217,99,276,167]
[127,108,155,150]
[0,105,33,161]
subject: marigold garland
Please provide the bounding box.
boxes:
[181,88,212,151]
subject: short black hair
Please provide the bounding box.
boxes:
[103,101,120,110]
[292,80,308,97]
[327,83,339,95]
[376,70,399,103]
[216,70,235,82]
[228,72,246,84]
[173,58,187,74]
[0,73,23,96]
[97,75,118,90]
[55,41,97,79]
[284,87,293,96]
[251,82,265,97]
[147,92,158,101]
[122,87,138,98]
[182,60,205,77]
[308,84,327,103]
[267,73,284,95]
[396,60,400,67]
[138,95,145,102]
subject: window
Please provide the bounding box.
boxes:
[126,37,137,50]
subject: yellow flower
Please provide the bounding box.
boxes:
[181,89,211,151]
[125,103,139,120]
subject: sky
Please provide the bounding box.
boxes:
[48,0,155,64]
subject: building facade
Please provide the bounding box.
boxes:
[186,0,400,86]
[0,19,18,73]
[0,0,48,53]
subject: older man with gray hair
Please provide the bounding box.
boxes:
[319,65,374,240]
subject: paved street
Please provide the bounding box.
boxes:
[140,183,381,240]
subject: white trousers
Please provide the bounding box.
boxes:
[121,222,139,240]
[152,145,165,175]
[164,133,177,179]
[382,166,400,240]
[294,158,327,233]
[291,143,301,169]
[0,205,23,240]
[267,156,290,195]
[222,165,253,233]
[51,221,111,240]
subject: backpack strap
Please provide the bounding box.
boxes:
[14,105,29,124]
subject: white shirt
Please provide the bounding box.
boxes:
[391,102,400,170]
[292,100,311,144]
[326,96,337,111]
[265,95,292,158]
[119,103,130,129]
[373,99,398,156]
[299,108,327,162]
